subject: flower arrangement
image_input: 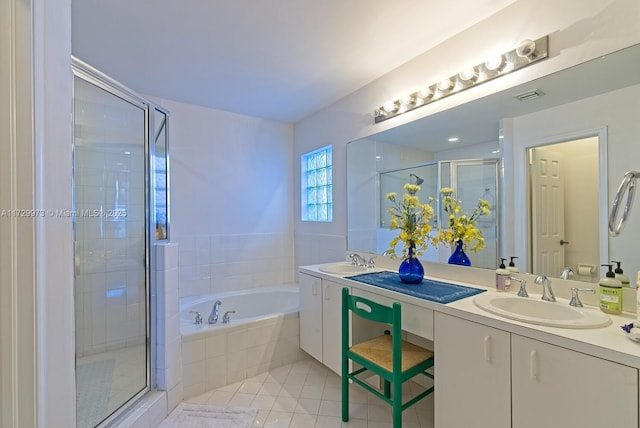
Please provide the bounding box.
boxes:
[385,183,435,259]
[433,187,490,252]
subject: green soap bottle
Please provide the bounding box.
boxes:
[599,264,623,315]
[612,260,631,287]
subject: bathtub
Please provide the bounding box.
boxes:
[180,285,299,331]
[179,285,305,399]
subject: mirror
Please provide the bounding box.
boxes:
[347,43,640,281]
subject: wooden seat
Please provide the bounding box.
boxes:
[350,334,434,373]
[341,287,434,428]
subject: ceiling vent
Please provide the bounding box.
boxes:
[513,89,545,102]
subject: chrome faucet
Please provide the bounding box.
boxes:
[349,253,367,267]
[560,267,574,280]
[534,275,556,302]
[510,277,528,297]
[569,287,596,307]
[222,310,236,324]
[208,300,222,324]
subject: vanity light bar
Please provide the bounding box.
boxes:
[373,36,549,123]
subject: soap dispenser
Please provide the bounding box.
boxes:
[507,256,519,273]
[496,258,511,291]
[599,264,623,315]
[612,261,631,288]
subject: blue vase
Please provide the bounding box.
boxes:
[448,240,471,266]
[398,245,424,284]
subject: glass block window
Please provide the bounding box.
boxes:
[301,145,333,222]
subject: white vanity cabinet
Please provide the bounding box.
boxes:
[435,312,639,428]
[511,334,638,428]
[434,312,511,428]
[299,272,348,374]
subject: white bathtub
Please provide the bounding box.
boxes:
[179,284,304,399]
[180,285,299,332]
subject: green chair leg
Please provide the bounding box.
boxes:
[342,287,349,422]
[384,379,391,398]
[393,378,402,428]
[342,372,349,422]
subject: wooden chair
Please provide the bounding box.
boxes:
[341,287,434,427]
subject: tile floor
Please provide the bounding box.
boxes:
[184,357,435,428]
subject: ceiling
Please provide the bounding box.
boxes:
[71,0,516,123]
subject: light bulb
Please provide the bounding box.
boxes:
[485,55,505,71]
[419,85,433,99]
[437,77,453,91]
[459,67,478,82]
[383,100,396,113]
[516,39,537,59]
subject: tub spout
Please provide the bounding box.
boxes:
[208,300,222,324]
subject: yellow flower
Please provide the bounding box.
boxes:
[436,188,490,253]
[386,182,435,259]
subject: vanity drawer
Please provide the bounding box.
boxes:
[351,288,434,340]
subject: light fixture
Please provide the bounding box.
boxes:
[447,137,459,143]
[373,35,549,123]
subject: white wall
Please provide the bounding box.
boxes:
[150,98,296,297]
[294,0,640,273]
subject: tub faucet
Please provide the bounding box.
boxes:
[208,300,222,324]
[534,275,556,302]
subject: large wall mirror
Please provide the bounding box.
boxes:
[347,43,640,282]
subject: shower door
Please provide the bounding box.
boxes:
[73,68,149,427]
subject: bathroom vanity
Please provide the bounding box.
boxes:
[299,264,640,428]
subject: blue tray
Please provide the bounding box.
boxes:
[345,270,485,304]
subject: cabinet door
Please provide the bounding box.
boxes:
[322,280,348,375]
[512,334,638,428]
[299,273,323,363]
[434,312,511,428]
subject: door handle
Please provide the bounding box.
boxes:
[560,240,570,245]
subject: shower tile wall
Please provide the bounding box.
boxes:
[175,234,294,298]
[74,143,147,357]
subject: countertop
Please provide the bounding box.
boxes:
[300,263,640,369]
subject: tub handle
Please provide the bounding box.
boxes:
[188,310,203,325]
[222,310,236,324]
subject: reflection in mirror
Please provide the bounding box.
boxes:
[347,43,640,281]
[528,137,600,282]
[347,137,500,269]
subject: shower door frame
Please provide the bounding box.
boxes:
[72,57,152,427]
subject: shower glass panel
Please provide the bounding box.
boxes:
[73,75,149,427]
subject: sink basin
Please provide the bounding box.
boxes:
[318,262,368,275]
[473,293,611,329]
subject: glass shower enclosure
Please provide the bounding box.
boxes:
[72,59,168,427]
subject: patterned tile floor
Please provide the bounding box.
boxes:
[184,358,435,428]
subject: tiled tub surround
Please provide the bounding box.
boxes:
[181,287,303,399]
[175,234,294,298]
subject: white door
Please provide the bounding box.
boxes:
[530,148,565,276]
